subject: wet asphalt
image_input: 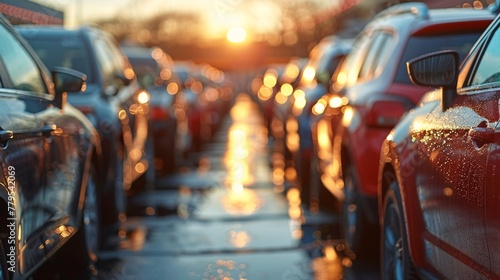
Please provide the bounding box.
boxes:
[95,94,379,280]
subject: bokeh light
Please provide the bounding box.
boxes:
[227,27,247,43]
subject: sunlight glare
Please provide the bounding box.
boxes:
[227,27,247,43]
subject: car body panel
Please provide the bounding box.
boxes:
[0,15,97,278]
[284,37,351,202]
[329,5,495,226]
[415,92,494,277]
[380,90,500,279]
[123,47,180,174]
[378,13,500,278]
[17,26,151,224]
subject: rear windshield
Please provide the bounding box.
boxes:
[394,33,482,84]
[23,35,95,84]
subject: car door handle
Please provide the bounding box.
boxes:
[40,124,57,137]
[13,124,57,139]
[468,126,500,146]
[0,129,13,148]
[0,125,56,149]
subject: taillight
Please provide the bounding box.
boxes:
[150,107,169,120]
[365,101,406,128]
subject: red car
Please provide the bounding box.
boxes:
[378,8,500,278]
[327,3,496,259]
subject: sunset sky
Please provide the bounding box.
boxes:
[32,0,340,34]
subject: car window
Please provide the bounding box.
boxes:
[0,24,47,94]
[395,33,482,85]
[103,35,128,71]
[94,37,118,87]
[469,26,500,86]
[341,31,371,88]
[316,50,344,85]
[23,34,95,84]
[358,31,393,81]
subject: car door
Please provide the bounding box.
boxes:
[414,90,493,279]
[463,20,500,278]
[34,104,93,258]
[486,109,500,278]
[413,24,500,279]
[414,93,498,279]
[0,20,55,274]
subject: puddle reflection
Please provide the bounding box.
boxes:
[117,226,147,251]
[276,149,350,279]
[229,230,251,248]
[222,96,267,216]
[222,183,262,215]
[95,94,376,280]
[202,260,248,280]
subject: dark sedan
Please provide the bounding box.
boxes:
[17,26,153,232]
[0,15,101,279]
[122,46,181,176]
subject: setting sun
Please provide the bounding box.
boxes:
[226,27,247,43]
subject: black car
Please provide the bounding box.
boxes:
[122,46,180,175]
[17,25,153,231]
[0,15,101,278]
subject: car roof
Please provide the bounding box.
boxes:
[16,25,81,36]
[15,25,108,42]
[367,5,496,34]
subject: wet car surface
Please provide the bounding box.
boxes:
[5,1,500,279]
[92,93,379,280]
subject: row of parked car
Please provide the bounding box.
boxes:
[0,14,232,279]
[120,45,233,176]
[255,1,500,278]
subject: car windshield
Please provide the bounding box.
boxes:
[394,33,482,84]
[24,35,95,84]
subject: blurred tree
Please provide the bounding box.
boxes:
[146,11,204,45]
[98,10,204,46]
[97,18,133,42]
[94,0,365,70]
[96,0,341,46]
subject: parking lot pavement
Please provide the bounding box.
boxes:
[95,94,377,280]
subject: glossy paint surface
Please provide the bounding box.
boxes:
[0,17,94,278]
[380,17,500,278]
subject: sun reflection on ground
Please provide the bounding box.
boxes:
[229,230,251,248]
[221,94,267,215]
[312,246,344,280]
[201,259,249,280]
[222,182,262,215]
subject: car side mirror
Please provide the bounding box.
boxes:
[407,50,459,111]
[52,67,87,109]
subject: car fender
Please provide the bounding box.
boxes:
[378,133,429,271]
